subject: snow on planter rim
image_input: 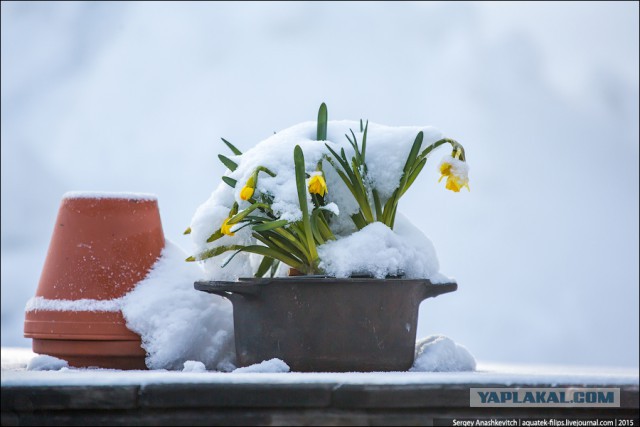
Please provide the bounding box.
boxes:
[63,191,158,201]
[189,120,451,281]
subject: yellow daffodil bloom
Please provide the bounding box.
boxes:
[220,217,235,236]
[438,155,470,192]
[308,174,328,196]
[445,174,470,192]
[240,185,254,201]
[439,161,452,179]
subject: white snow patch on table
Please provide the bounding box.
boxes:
[411,335,476,372]
[2,347,638,387]
[182,361,207,373]
[63,191,157,201]
[121,241,236,371]
[26,355,68,371]
[233,358,291,374]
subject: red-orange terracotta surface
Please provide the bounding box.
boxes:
[36,196,165,300]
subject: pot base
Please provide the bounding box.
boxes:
[26,310,147,370]
[32,338,147,370]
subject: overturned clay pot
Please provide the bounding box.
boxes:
[24,192,165,369]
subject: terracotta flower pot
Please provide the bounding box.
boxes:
[24,192,165,369]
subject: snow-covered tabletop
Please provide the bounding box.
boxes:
[2,348,638,425]
[2,348,638,387]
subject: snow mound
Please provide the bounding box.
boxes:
[411,335,476,372]
[318,217,442,279]
[121,241,236,371]
[27,355,68,371]
[182,360,207,372]
[233,358,291,373]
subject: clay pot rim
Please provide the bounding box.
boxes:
[63,190,158,201]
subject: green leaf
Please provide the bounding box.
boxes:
[270,227,311,259]
[183,227,191,235]
[189,244,244,262]
[255,256,274,278]
[294,145,318,261]
[222,176,237,188]
[324,145,354,182]
[401,157,427,196]
[269,260,280,277]
[254,231,307,263]
[310,214,325,245]
[221,138,242,155]
[372,190,382,220]
[240,245,304,270]
[256,166,276,177]
[252,219,289,232]
[206,229,224,243]
[361,121,368,165]
[314,209,335,241]
[218,154,238,171]
[351,158,374,222]
[403,131,424,175]
[317,103,328,141]
[221,249,245,268]
[350,212,367,230]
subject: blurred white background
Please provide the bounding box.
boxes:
[2,2,638,367]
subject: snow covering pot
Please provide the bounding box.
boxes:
[195,277,457,372]
[24,192,165,369]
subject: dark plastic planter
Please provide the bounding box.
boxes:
[195,277,457,372]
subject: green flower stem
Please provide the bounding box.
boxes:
[227,202,270,225]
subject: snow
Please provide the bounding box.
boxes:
[2,348,638,387]
[26,354,68,371]
[62,191,157,201]
[411,335,476,372]
[233,358,290,374]
[121,241,236,371]
[182,360,207,372]
[25,296,123,312]
[318,216,451,280]
[189,120,447,281]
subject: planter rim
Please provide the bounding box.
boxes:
[195,278,457,301]
[199,277,457,285]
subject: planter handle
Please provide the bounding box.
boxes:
[421,281,458,301]
[194,281,261,302]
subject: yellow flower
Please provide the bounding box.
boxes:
[439,155,470,192]
[240,185,254,201]
[444,174,469,192]
[308,174,328,196]
[220,217,235,236]
[439,161,452,178]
